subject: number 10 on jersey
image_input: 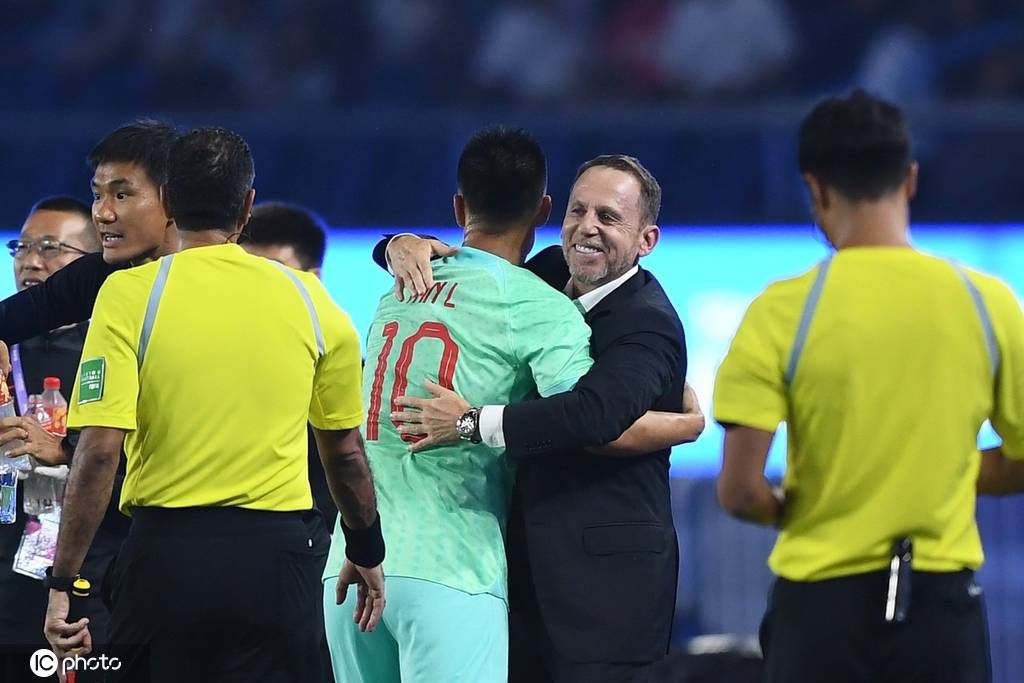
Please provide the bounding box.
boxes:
[366,320,460,442]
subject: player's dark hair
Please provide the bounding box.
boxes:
[799,90,912,202]
[29,196,91,223]
[457,126,547,227]
[87,119,178,188]
[575,155,662,226]
[247,202,327,270]
[166,127,255,232]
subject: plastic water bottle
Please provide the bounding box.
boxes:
[23,380,69,516]
[41,378,68,437]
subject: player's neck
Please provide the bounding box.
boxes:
[831,200,911,250]
[178,229,239,251]
[463,226,531,265]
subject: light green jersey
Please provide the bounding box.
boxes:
[324,247,593,600]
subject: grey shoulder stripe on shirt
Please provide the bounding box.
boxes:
[953,263,999,376]
[785,258,832,387]
[272,261,325,357]
[138,255,175,368]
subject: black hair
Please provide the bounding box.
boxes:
[29,196,91,223]
[165,127,255,232]
[247,202,327,270]
[456,126,546,227]
[87,119,178,188]
[798,89,912,202]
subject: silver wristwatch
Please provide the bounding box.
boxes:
[456,407,482,444]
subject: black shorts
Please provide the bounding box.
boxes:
[760,569,991,683]
[101,506,329,683]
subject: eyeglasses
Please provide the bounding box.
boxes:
[6,238,95,260]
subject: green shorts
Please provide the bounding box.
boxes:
[323,575,508,683]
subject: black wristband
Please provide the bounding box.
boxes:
[340,514,385,568]
[43,566,77,593]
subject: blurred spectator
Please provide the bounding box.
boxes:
[657,0,797,99]
[855,2,940,103]
[473,0,583,102]
[597,0,674,98]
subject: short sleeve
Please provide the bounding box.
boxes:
[983,278,1024,460]
[510,282,593,397]
[67,272,144,431]
[305,277,365,430]
[714,292,788,432]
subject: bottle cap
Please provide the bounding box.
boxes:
[43,377,60,391]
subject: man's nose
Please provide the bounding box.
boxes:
[578,215,601,236]
[94,198,116,224]
[20,248,45,271]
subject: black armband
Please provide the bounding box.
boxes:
[340,514,385,568]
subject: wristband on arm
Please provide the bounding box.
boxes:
[340,514,386,568]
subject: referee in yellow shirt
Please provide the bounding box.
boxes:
[714,90,1024,683]
[42,128,386,682]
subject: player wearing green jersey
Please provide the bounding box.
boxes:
[323,127,594,682]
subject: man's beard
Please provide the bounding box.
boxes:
[569,262,609,286]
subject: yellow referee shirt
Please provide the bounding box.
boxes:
[68,243,364,515]
[714,247,1024,581]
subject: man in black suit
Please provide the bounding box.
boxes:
[385,155,689,682]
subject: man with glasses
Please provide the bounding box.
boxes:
[0,197,127,679]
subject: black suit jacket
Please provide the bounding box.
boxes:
[507,246,685,664]
[372,238,686,663]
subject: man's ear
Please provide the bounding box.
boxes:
[159,185,172,220]
[802,173,829,213]
[239,189,256,230]
[453,194,467,228]
[638,224,660,257]
[905,162,919,202]
[533,195,552,227]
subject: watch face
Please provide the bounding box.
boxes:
[456,416,472,439]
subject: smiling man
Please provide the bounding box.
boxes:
[383,155,691,682]
[0,120,179,345]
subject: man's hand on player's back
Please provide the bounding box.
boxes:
[387,235,458,301]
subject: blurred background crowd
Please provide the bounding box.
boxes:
[2,0,1023,228]
[6,0,1023,107]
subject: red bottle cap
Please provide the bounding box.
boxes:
[43,377,61,391]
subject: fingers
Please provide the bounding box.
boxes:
[391,410,422,424]
[4,444,37,459]
[0,427,27,446]
[353,582,368,627]
[408,435,438,453]
[336,576,351,606]
[362,590,385,632]
[394,395,427,410]
[395,276,406,302]
[404,266,428,299]
[423,380,450,397]
[427,239,458,258]
[49,619,90,651]
[66,625,94,657]
[396,424,427,437]
[0,417,21,429]
[414,260,434,297]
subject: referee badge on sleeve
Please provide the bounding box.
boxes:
[78,357,106,404]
